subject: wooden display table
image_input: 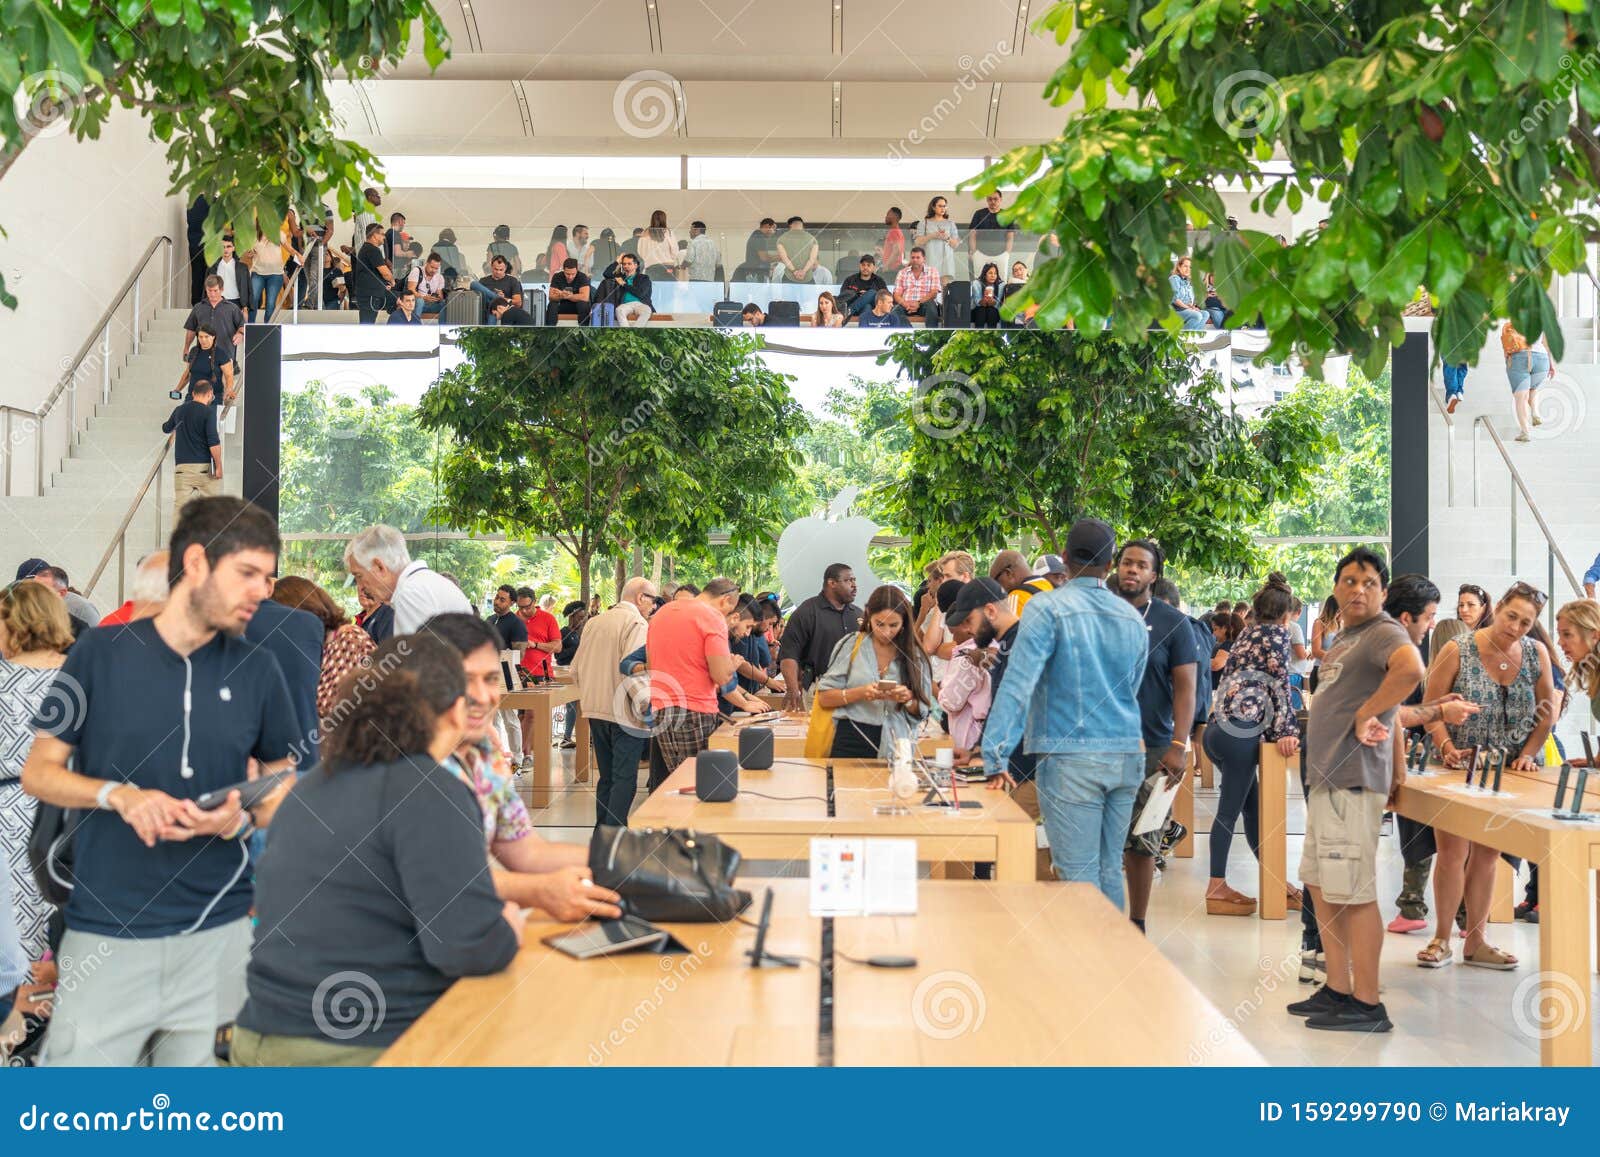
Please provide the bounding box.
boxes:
[501,681,590,808]
[378,879,1264,1067]
[630,756,1035,881]
[707,712,945,760]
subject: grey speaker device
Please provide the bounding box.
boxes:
[695,749,740,802]
[739,726,774,770]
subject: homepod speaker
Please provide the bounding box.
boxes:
[739,726,774,770]
[695,749,740,801]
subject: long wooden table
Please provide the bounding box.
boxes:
[501,681,590,808]
[630,756,1037,881]
[707,712,945,759]
[378,879,1264,1066]
[1256,745,1513,924]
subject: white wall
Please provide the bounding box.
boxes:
[0,105,184,412]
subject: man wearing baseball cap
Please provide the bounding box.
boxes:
[981,519,1149,908]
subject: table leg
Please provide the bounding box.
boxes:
[529,701,555,809]
[1173,765,1194,859]
[1195,724,1213,789]
[994,823,1034,883]
[574,710,592,784]
[1257,744,1287,920]
[1490,856,1515,924]
[1535,843,1591,1066]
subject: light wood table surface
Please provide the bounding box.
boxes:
[707,712,946,760]
[1392,762,1600,1066]
[1256,745,1513,924]
[630,756,1036,880]
[501,681,590,808]
[378,879,1264,1066]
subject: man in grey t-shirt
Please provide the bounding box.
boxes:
[1290,548,1422,1035]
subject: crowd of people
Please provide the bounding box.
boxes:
[3,495,1598,1063]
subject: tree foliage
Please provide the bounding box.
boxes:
[987,0,1599,376]
[417,328,806,602]
[0,0,448,307]
[873,330,1334,574]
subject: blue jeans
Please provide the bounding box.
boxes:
[250,272,284,323]
[563,701,578,742]
[1506,349,1548,393]
[1175,307,1207,330]
[1034,751,1144,909]
[592,719,646,829]
[419,297,446,316]
[846,292,877,318]
[469,280,506,323]
[1442,362,1468,400]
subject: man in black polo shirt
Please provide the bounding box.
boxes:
[967,190,1016,274]
[471,253,522,324]
[21,496,300,1066]
[181,276,245,374]
[546,257,591,325]
[839,254,888,320]
[778,563,862,712]
[351,221,395,323]
[1114,538,1198,934]
[161,377,221,525]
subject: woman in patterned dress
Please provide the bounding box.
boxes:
[270,577,376,725]
[0,584,73,984]
[1419,582,1558,970]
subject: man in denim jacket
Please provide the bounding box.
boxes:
[982,519,1149,909]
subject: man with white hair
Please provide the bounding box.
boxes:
[573,577,659,828]
[99,551,171,625]
[343,525,469,635]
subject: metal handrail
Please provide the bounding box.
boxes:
[84,434,172,602]
[1470,416,1584,620]
[1428,386,1454,505]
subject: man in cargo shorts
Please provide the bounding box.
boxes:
[1287,547,1422,1034]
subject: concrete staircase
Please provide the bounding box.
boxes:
[1428,324,1600,744]
[0,306,358,605]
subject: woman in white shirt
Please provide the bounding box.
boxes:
[814,291,845,328]
[915,196,960,280]
[637,209,681,282]
[815,586,933,760]
[248,222,298,323]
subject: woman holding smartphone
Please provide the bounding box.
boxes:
[814,586,932,759]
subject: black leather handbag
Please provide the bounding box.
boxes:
[590,826,752,923]
[28,802,87,908]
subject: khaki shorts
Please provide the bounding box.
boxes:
[1299,785,1386,905]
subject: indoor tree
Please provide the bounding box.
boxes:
[418,328,806,603]
[988,0,1599,375]
[0,0,448,306]
[874,330,1332,574]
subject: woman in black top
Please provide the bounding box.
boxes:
[972,262,1003,328]
[233,637,522,1066]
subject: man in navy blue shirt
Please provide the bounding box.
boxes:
[22,496,300,1066]
[1114,538,1198,934]
[246,583,326,770]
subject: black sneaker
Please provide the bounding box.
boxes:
[1288,985,1349,1018]
[1306,1000,1393,1033]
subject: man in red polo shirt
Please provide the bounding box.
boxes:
[515,586,562,679]
[98,551,170,626]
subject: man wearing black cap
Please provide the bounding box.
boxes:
[981,519,1149,907]
[16,559,96,639]
[1114,538,1199,933]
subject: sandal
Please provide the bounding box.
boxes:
[1285,886,1303,911]
[1463,944,1518,970]
[1417,937,1453,968]
[1206,892,1257,916]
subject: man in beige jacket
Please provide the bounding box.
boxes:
[572,577,659,829]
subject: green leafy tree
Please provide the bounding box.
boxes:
[987,0,1597,376]
[418,328,806,603]
[0,0,448,307]
[874,330,1334,574]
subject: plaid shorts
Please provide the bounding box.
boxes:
[653,706,721,778]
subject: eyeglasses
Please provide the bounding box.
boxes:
[1507,581,1548,608]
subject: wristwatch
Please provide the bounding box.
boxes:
[95,781,120,811]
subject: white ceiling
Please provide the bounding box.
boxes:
[332,0,1075,158]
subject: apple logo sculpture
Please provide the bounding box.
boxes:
[775,486,882,605]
